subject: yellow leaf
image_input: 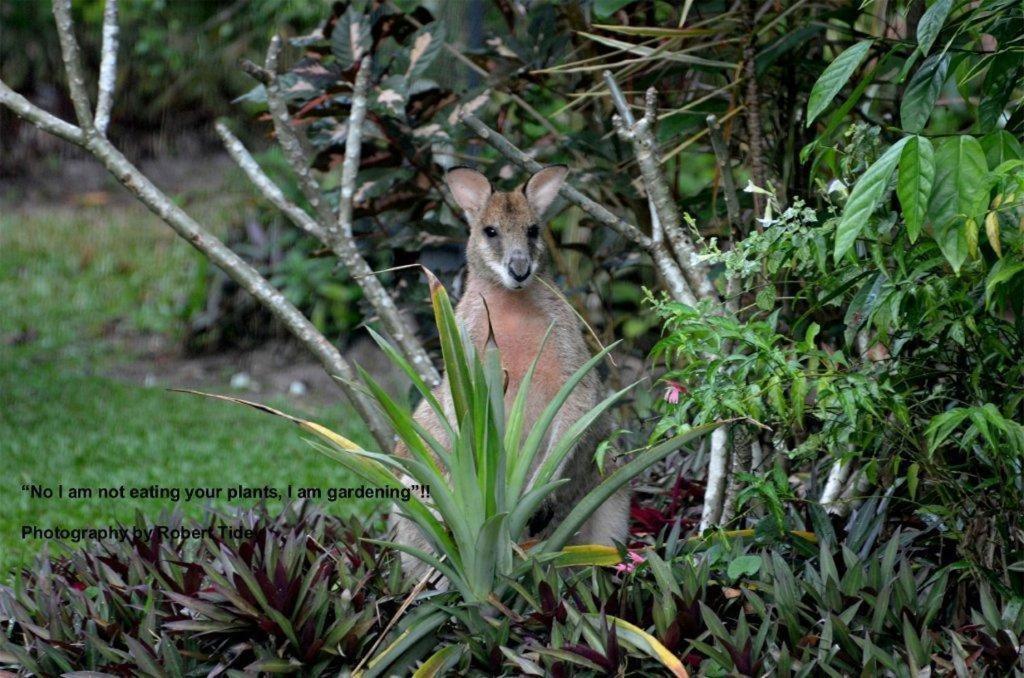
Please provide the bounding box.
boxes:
[985,211,1002,258]
[598,614,689,678]
[411,644,463,678]
[554,544,623,568]
[173,390,363,452]
[965,217,979,259]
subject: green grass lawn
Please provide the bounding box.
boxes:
[0,201,375,575]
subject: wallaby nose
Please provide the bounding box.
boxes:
[508,252,532,283]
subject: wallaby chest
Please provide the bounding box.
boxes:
[462,285,567,422]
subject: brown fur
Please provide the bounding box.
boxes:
[392,166,630,584]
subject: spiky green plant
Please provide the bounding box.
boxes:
[203,272,713,611]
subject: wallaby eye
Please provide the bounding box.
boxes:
[483,226,499,238]
[527,224,540,239]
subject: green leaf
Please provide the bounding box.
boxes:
[984,211,1002,258]
[727,554,763,580]
[981,130,1024,169]
[755,285,776,311]
[330,8,370,70]
[405,23,445,81]
[925,408,971,454]
[985,257,1024,309]
[917,0,952,55]
[544,424,718,552]
[807,40,874,125]
[834,137,910,261]
[364,610,449,678]
[594,0,634,18]
[933,218,968,274]
[589,614,690,678]
[552,544,623,567]
[928,135,989,229]
[978,53,1024,132]
[897,135,935,242]
[412,644,464,678]
[901,54,949,133]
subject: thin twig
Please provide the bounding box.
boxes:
[706,113,742,232]
[215,121,328,241]
[51,0,93,130]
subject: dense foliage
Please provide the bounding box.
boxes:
[651,0,1024,588]
[6,502,1024,675]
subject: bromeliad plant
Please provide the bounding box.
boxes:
[204,271,714,610]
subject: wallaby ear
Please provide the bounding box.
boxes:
[523,165,568,218]
[445,167,492,217]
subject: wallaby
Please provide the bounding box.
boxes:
[392,165,630,584]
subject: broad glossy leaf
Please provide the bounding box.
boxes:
[933,218,968,274]
[979,53,1024,132]
[897,135,935,242]
[834,137,910,261]
[917,0,952,55]
[981,130,1024,169]
[928,135,989,229]
[807,40,873,125]
[901,53,949,132]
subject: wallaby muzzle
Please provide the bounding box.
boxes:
[507,250,532,283]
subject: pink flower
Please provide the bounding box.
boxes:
[614,550,647,574]
[663,381,686,404]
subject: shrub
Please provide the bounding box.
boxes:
[6,500,1024,675]
[0,504,399,675]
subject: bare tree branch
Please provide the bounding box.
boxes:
[742,0,768,219]
[336,58,370,242]
[820,456,854,514]
[720,425,753,524]
[604,73,719,303]
[707,113,742,232]
[94,0,118,135]
[262,37,333,226]
[700,427,730,531]
[0,82,84,144]
[460,112,697,305]
[51,0,93,130]
[215,122,328,242]
[237,49,441,387]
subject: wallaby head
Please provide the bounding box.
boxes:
[445,165,568,290]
